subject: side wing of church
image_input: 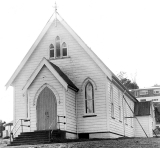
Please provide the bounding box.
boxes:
[6,10,154,141]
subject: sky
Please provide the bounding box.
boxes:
[0,0,160,122]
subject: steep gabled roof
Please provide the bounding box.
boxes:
[49,62,79,92]
[5,14,55,89]
[6,12,113,89]
[23,58,79,92]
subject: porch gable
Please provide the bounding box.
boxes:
[23,57,78,92]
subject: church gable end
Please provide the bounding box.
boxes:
[12,16,107,93]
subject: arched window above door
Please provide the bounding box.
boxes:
[55,36,60,58]
[62,42,67,57]
[49,44,54,58]
[49,36,69,59]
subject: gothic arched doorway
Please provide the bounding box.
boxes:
[36,87,57,130]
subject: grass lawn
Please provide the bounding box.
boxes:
[1,137,160,148]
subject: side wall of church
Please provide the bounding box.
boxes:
[107,80,135,137]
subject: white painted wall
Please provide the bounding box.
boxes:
[134,116,153,137]
[107,80,135,137]
[66,88,76,133]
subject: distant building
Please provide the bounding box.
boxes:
[0,120,5,137]
[130,87,160,127]
[3,121,13,138]
[130,87,160,102]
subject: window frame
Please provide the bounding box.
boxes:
[153,89,160,94]
[139,90,148,95]
[49,44,55,58]
[62,42,68,57]
[110,84,114,118]
[84,82,95,114]
[130,101,134,127]
[123,96,127,124]
[55,36,61,58]
[140,99,146,102]
[49,36,69,60]
[129,100,132,126]
[118,90,122,121]
[135,91,138,97]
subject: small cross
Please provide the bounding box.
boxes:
[55,2,57,13]
[53,1,58,27]
[53,2,57,13]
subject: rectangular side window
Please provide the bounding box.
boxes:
[118,90,122,121]
[110,85,114,118]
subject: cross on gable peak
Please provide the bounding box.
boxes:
[53,1,58,13]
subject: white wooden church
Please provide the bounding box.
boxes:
[6,7,155,140]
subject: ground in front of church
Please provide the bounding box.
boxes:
[1,137,160,148]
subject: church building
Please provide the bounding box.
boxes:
[6,6,155,143]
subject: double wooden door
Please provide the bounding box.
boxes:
[36,87,57,130]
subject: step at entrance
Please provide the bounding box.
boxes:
[8,130,65,146]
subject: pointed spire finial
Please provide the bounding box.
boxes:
[54,1,57,27]
[55,2,57,13]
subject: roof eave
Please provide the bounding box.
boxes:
[22,58,68,92]
[112,75,138,102]
[5,14,56,89]
[68,85,79,92]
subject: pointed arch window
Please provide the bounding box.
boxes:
[55,36,60,58]
[49,36,69,59]
[49,44,54,58]
[85,82,94,113]
[62,42,67,57]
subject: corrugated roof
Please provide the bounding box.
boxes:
[134,101,151,116]
[49,62,79,92]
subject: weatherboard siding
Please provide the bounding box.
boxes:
[134,116,153,137]
[13,86,30,136]
[12,19,112,135]
[77,74,107,133]
[108,81,135,137]
[66,89,76,133]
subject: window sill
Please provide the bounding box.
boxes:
[49,56,70,60]
[83,114,97,118]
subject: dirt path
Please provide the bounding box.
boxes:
[1,138,160,148]
[0,138,10,148]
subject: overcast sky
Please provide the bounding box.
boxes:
[0,0,160,122]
